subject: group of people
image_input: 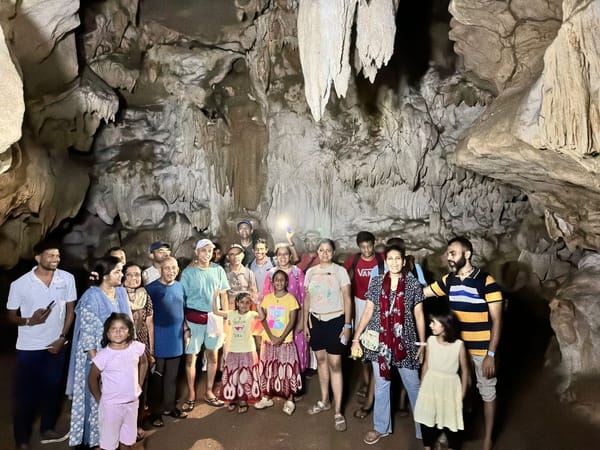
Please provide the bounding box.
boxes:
[8,219,503,450]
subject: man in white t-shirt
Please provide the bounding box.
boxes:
[142,241,171,285]
[6,241,77,449]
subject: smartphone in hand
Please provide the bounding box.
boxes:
[46,301,56,310]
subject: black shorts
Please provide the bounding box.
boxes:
[309,314,345,355]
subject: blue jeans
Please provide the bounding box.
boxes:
[371,361,422,439]
[13,349,66,445]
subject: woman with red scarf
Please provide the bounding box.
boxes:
[350,244,426,445]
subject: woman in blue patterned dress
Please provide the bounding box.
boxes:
[66,257,132,448]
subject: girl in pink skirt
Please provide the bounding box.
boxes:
[262,243,308,373]
[254,270,302,415]
[212,291,264,413]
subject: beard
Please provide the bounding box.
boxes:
[448,255,467,273]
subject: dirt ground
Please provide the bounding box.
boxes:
[1,348,599,450]
[2,292,599,450]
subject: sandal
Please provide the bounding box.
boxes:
[204,397,225,407]
[181,400,196,412]
[168,408,188,419]
[152,418,164,427]
[307,400,331,415]
[238,402,248,414]
[364,430,390,445]
[355,386,367,398]
[353,406,372,419]
[282,400,296,416]
[227,403,237,412]
[334,413,347,432]
[136,428,145,441]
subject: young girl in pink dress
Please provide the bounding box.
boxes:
[254,270,302,415]
[212,291,264,413]
[88,313,146,450]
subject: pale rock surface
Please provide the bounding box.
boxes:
[297,0,356,121]
[0,0,120,263]
[26,68,120,151]
[0,132,89,268]
[452,0,600,251]
[0,24,24,173]
[550,253,600,400]
[354,0,398,82]
[5,0,80,97]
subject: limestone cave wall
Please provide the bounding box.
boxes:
[1,0,599,421]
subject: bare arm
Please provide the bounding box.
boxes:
[279,309,297,343]
[303,286,311,339]
[351,300,374,341]
[47,301,75,354]
[422,285,435,298]
[254,300,265,321]
[88,363,102,403]
[249,272,259,302]
[287,230,300,264]
[350,299,374,357]
[340,283,352,342]
[212,289,228,319]
[482,301,503,378]
[414,302,426,363]
[261,305,277,344]
[459,342,470,398]
[421,345,429,380]
[138,353,148,389]
[7,307,51,327]
[146,314,155,365]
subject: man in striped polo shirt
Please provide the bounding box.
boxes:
[423,236,503,450]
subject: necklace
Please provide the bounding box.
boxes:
[101,286,116,300]
[457,267,474,278]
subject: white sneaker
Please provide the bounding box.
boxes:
[254,397,274,410]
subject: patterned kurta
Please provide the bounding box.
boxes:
[128,287,154,358]
[66,287,132,447]
[363,273,424,370]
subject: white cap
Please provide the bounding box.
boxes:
[195,238,215,250]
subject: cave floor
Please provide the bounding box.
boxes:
[0,349,599,450]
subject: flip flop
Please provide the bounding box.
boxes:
[353,406,372,419]
[227,403,237,412]
[181,400,196,412]
[152,418,164,427]
[364,430,390,445]
[238,403,248,414]
[205,397,225,407]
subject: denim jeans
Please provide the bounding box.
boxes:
[371,361,422,439]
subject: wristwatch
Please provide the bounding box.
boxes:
[487,350,495,358]
[343,323,352,329]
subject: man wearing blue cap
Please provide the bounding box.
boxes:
[180,239,230,410]
[142,241,171,285]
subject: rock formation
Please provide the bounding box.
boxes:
[0,0,599,421]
